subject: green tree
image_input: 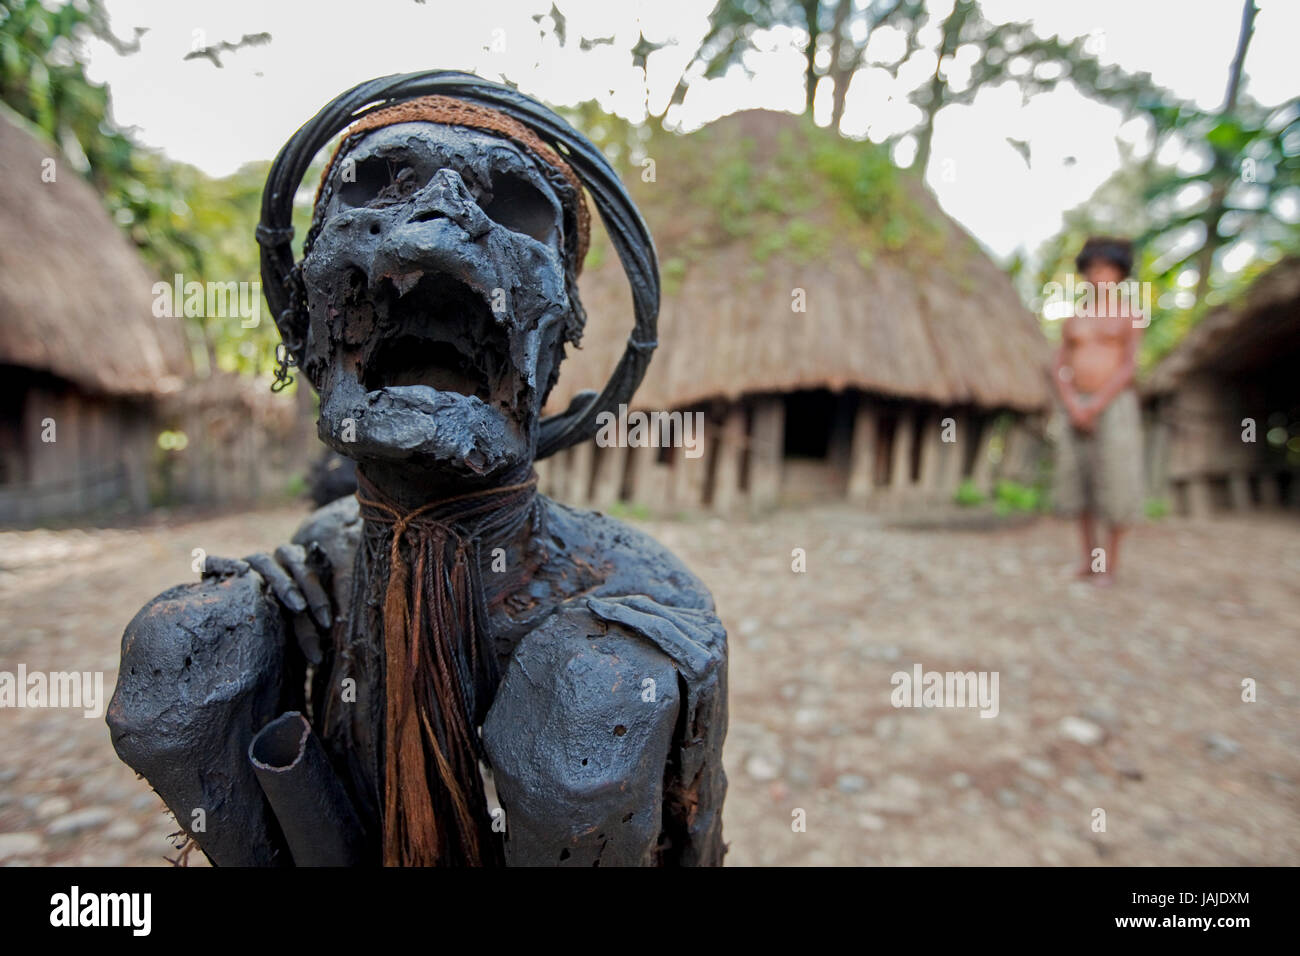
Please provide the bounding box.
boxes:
[1033,0,1298,354]
[905,0,1162,174]
[0,0,142,192]
[0,0,294,379]
[647,0,1164,168]
[660,0,925,129]
[1131,0,1297,304]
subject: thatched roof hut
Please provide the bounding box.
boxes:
[0,112,190,522]
[1142,256,1300,516]
[554,109,1049,416]
[542,110,1050,513]
[0,111,189,397]
[1144,256,1300,396]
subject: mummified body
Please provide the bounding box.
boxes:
[106,88,728,866]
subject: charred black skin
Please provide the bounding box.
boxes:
[303,124,572,503]
[107,122,728,866]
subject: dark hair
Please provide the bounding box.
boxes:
[1076,236,1134,278]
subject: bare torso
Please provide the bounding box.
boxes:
[1063,311,1134,394]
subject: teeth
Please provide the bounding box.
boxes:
[388,271,423,297]
[363,271,510,402]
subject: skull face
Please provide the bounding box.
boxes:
[301,122,575,484]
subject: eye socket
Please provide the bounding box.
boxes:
[479,175,558,244]
[337,157,421,207]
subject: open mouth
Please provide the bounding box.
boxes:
[361,272,511,403]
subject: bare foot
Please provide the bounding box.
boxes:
[1091,571,1114,588]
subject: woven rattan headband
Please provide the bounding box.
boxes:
[313,95,590,267]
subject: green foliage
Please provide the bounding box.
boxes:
[1,0,126,191]
[0,0,300,380]
[752,218,828,263]
[658,0,926,126]
[993,479,1042,515]
[1031,102,1299,370]
[783,218,825,257]
[811,136,902,227]
[646,115,942,278]
[283,473,308,500]
[701,147,758,237]
[953,478,985,507]
[663,0,1165,172]
[582,237,607,272]
[1131,95,1299,302]
[554,98,650,170]
[1,1,205,292]
[1031,2,1296,369]
[606,500,651,522]
[660,256,687,295]
[1264,410,1300,468]
[1144,498,1171,520]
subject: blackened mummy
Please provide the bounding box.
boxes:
[107,76,728,867]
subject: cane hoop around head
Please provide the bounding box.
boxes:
[256,70,659,459]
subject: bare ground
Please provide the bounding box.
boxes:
[1,503,1296,866]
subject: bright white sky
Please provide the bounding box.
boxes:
[84,0,1299,263]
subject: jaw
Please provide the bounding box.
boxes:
[317,271,537,484]
[319,375,531,477]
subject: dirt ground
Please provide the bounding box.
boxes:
[1,502,1297,866]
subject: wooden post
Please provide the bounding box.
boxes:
[932,410,967,501]
[749,398,783,512]
[916,410,943,499]
[67,393,86,514]
[1145,414,1171,501]
[930,408,961,504]
[889,408,916,500]
[1258,472,1281,509]
[999,420,1022,484]
[83,401,102,508]
[970,414,997,494]
[1000,417,1041,486]
[711,404,747,514]
[1228,471,1252,512]
[847,398,878,504]
[184,408,202,504]
[1022,416,1045,484]
[589,444,624,510]
[627,443,667,513]
[246,407,261,503]
[125,410,150,513]
[1185,475,1213,518]
[665,446,686,511]
[677,443,708,510]
[565,441,593,506]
